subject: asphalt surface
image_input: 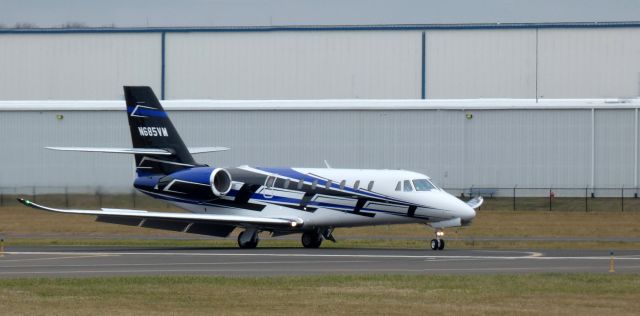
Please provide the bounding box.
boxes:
[1,246,639,277]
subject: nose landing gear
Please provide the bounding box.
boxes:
[430,230,445,250]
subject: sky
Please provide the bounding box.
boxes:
[1,0,639,28]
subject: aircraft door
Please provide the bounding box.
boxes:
[263,176,276,199]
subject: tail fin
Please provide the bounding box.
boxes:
[124,86,198,175]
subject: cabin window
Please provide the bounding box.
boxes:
[283,179,290,189]
[367,180,374,191]
[403,180,413,192]
[412,179,436,191]
[311,179,318,190]
[354,180,360,190]
[395,181,401,191]
[275,178,287,188]
[297,180,304,190]
[265,176,276,188]
[326,180,332,189]
[339,180,346,190]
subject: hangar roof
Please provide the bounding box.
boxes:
[1,0,639,29]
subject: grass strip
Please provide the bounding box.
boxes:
[0,274,638,315]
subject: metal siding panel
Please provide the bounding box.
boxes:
[426,29,537,98]
[462,109,591,188]
[169,109,465,187]
[165,31,421,99]
[0,111,133,190]
[538,28,640,99]
[0,105,634,194]
[0,33,161,100]
[594,109,635,188]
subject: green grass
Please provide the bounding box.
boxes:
[0,274,638,315]
[2,194,640,249]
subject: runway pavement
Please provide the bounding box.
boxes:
[1,246,640,277]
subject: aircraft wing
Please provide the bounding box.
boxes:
[17,198,303,237]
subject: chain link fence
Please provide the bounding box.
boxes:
[446,187,638,212]
[0,186,171,210]
[0,186,638,212]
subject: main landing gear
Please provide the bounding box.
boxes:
[301,228,335,248]
[301,231,323,248]
[430,230,445,250]
[238,229,259,249]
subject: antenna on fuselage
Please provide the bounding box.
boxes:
[323,160,332,169]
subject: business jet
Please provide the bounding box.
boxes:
[18,86,481,250]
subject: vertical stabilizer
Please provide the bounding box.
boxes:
[124,86,197,175]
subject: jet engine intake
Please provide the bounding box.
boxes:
[209,168,232,196]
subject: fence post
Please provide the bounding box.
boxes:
[585,187,588,212]
[621,187,624,212]
[513,186,516,211]
[65,186,69,208]
[95,187,100,208]
[549,188,552,212]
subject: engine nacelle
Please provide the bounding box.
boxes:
[209,168,232,196]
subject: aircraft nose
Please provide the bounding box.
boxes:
[449,195,476,224]
[460,204,476,224]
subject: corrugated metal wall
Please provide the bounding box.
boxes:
[1,105,637,194]
[0,27,638,100]
[538,28,640,99]
[165,31,422,99]
[0,33,162,100]
[426,29,537,98]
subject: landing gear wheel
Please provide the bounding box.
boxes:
[238,231,259,249]
[430,239,439,250]
[301,231,323,248]
[438,239,445,250]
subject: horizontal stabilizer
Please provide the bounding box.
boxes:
[45,147,229,155]
[46,147,172,155]
[187,147,230,154]
[17,198,303,230]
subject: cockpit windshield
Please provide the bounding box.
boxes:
[412,179,437,191]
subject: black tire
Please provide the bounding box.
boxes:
[238,231,259,249]
[430,239,438,250]
[437,239,445,250]
[301,231,323,248]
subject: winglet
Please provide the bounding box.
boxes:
[466,196,484,209]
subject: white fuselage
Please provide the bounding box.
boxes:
[165,166,476,230]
